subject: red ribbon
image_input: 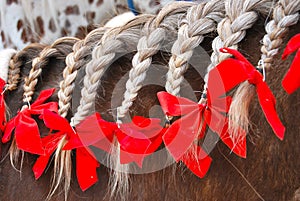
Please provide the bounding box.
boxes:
[282,34,300,94]
[33,110,105,191]
[157,91,246,161]
[0,78,6,132]
[2,88,58,155]
[220,48,285,140]
[116,116,164,167]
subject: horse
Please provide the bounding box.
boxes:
[0,1,299,201]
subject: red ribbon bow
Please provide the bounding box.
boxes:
[116,116,164,167]
[157,91,246,159]
[281,34,300,94]
[33,110,110,191]
[2,88,58,155]
[219,48,285,140]
[0,78,6,132]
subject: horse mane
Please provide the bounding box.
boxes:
[1,1,300,201]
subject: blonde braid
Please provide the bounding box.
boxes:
[58,27,108,118]
[165,0,225,96]
[229,0,300,140]
[7,44,46,91]
[49,27,108,201]
[22,37,79,105]
[205,0,271,80]
[117,2,193,119]
[71,15,154,126]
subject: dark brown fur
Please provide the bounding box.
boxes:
[0,20,299,201]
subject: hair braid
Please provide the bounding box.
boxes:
[22,37,79,106]
[7,44,45,91]
[58,27,108,118]
[71,15,154,126]
[228,0,300,140]
[117,2,193,119]
[165,0,225,96]
[204,0,271,81]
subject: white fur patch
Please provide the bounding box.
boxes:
[104,12,135,28]
[0,49,16,82]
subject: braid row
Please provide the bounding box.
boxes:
[165,0,225,96]
[117,2,193,119]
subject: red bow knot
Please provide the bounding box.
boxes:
[33,110,104,191]
[116,116,164,167]
[281,34,300,94]
[219,48,285,140]
[247,69,263,85]
[2,88,58,155]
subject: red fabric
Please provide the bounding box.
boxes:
[116,116,164,167]
[76,147,100,191]
[0,78,6,132]
[2,88,57,155]
[36,110,106,191]
[281,34,300,94]
[180,145,212,178]
[220,48,285,140]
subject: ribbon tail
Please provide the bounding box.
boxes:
[76,147,100,191]
[15,114,44,155]
[282,34,300,59]
[33,154,52,179]
[2,118,15,143]
[33,133,64,179]
[163,110,201,162]
[0,94,6,131]
[180,145,212,178]
[257,84,285,140]
[282,50,300,94]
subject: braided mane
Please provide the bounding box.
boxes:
[1,1,300,201]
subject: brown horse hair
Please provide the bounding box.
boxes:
[228,0,300,142]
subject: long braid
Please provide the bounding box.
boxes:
[165,0,225,96]
[117,2,193,119]
[48,27,108,200]
[58,28,108,117]
[228,0,300,140]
